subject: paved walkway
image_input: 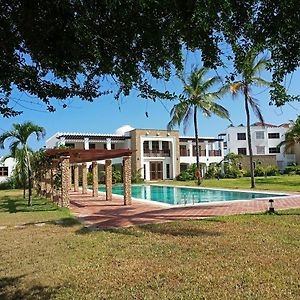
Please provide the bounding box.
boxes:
[69,191,300,229]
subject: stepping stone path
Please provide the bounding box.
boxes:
[34,223,46,227]
[0,226,7,230]
[14,225,26,229]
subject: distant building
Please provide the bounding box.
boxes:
[220,122,297,170]
[46,125,224,180]
[0,157,15,183]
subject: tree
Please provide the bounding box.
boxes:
[1,148,29,198]
[168,67,230,185]
[278,117,300,152]
[229,51,271,188]
[0,1,299,117]
[0,122,46,206]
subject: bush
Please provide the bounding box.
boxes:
[112,167,122,183]
[254,165,265,177]
[131,171,144,183]
[0,175,24,190]
[205,164,222,179]
[284,165,300,175]
[177,164,197,181]
[265,165,280,176]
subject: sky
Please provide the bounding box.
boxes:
[1,51,299,156]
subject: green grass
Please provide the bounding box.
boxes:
[158,175,300,192]
[1,190,300,299]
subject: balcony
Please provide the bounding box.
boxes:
[192,150,206,157]
[209,150,222,157]
[144,150,170,157]
[180,149,189,156]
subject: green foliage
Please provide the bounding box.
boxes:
[178,164,197,181]
[284,165,300,175]
[264,165,280,176]
[112,167,122,184]
[131,170,144,184]
[87,172,93,185]
[205,164,222,179]
[254,165,265,177]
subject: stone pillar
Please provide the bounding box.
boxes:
[105,160,112,201]
[188,141,193,157]
[92,161,98,197]
[106,138,112,150]
[61,156,70,207]
[205,141,209,158]
[123,156,132,205]
[69,166,72,190]
[82,162,87,194]
[52,159,59,202]
[84,137,89,150]
[45,168,51,198]
[73,163,79,192]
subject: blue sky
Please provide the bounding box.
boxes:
[1,51,299,156]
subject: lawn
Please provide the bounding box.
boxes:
[0,190,300,300]
[160,175,300,192]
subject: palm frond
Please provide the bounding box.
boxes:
[253,77,272,87]
[229,82,243,97]
[248,97,264,124]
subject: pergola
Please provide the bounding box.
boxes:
[40,149,134,207]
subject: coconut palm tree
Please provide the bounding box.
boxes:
[168,67,230,185]
[0,122,45,206]
[278,116,300,152]
[229,51,271,188]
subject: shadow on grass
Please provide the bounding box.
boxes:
[0,275,59,300]
[246,209,300,217]
[0,196,60,214]
[50,217,81,227]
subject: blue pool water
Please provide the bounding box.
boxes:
[99,185,285,205]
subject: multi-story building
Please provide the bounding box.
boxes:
[0,157,15,183]
[222,122,296,170]
[46,125,224,180]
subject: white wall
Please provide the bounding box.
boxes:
[0,157,16,183]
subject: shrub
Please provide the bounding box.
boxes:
[254,165,265,177]
[131,170,144,183]
[284,165,300,175]
[112,167,122,183]
[205,164,222,179]
[177,164,197,181]
[265,165,280,176]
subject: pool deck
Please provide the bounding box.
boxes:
[70,191,300,229]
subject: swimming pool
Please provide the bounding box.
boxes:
[99,185,285,205]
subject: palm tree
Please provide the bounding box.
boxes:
[1,148,29,198]
[278,116,300,152]
[0,122,45,206]
[229,51,271,188]
[168,67,230,185]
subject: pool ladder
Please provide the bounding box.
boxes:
[183,195,196,206]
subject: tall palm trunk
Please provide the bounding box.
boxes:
[244,86,255,188]
[25,146,32,206]
[193,106,201,185]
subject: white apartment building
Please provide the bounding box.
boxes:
[46,125,224,180]
[223,122,296,169]
[0,157,16,183]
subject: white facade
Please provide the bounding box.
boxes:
[0,157,16,183]
[46,126,225,180]
[224,122,295,169]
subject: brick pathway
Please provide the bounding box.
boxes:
[69,191,300,229]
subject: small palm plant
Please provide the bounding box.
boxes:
[168,67,230,185]
[0,122,46,206]
[229,50,271,188]
[278,116,300,152]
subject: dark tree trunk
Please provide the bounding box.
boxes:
[193,106,201,185]
[23,183,26,199]
[244,86,255,188]
[28,166,32,206]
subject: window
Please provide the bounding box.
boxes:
[104,143,107,150]
[256,146,265,154]
[256,131,264,139]
[143,141,149,151]
[89,143,96,149]
[238,148,247,155]
[268,132,280,139]
[237,133,246,140]
[227,134,230,142]
[111,144,115,149]
[65,143,75,149]
[0,167,8,176]
[152,141,159,152]
[166,164,170,179]
[162,141,169,151]
[269,147,280,153]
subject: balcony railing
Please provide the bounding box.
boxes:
[144,150,170,157]
[192,150,206,157]
[209,150,222,156]
[180,149,189,156]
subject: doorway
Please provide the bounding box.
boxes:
[150,161,163,180]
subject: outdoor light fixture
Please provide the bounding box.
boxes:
[268,199,275,213]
